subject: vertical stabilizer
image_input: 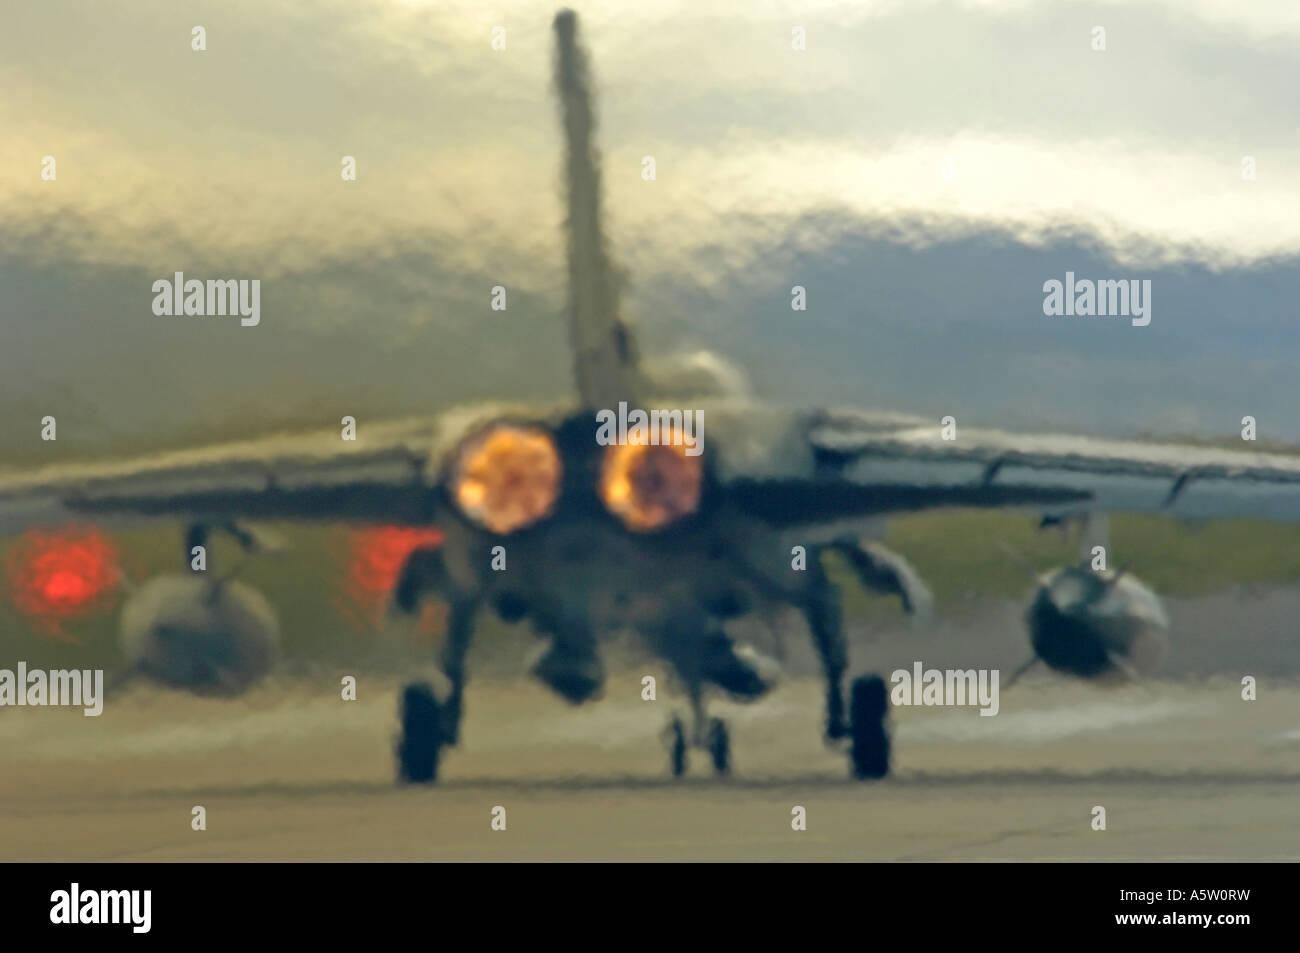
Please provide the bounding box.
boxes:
[553,9,644,409]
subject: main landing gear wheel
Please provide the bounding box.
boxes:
[849,674,891,780]
[707,717,730,776]
[397,682,444,784]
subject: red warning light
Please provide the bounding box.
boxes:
[347,526,445,598]
[6,528,120,618]
[335,526,446,636]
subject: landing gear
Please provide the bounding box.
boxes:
[388,541,480,786]
[666,716,688,777]
[849,674,891,780]
[663,713,731,777]
[396,682,444,784]
[707,717,730,775]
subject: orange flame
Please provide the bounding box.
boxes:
[599,430,702,531]
[452,425,562,535]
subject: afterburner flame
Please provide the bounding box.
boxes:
[599,430,703,531]
[6,528,120,618]
[451,424,562,534]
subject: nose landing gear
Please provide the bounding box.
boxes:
[663,713,732,777]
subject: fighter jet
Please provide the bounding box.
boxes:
[5,10,1300,783]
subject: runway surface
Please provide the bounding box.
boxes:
[2,674,1297,861]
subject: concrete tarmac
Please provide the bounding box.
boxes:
[2,674,1296,861]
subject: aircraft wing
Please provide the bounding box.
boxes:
[805,408,1300,522]
[0,417,439,531]
[6,400,1300,533]
[700,402,1300,527]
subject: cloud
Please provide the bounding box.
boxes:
[2,0,1298,455]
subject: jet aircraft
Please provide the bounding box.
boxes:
[4,10,1300,783]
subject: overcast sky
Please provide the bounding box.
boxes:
[2,0,1298,462]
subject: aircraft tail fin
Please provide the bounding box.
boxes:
[553,9,644,409]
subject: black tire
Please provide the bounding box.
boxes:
[669,717,688,778]
[849,674,891,780]
[707,717,730,775]
[397,682,443,784]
